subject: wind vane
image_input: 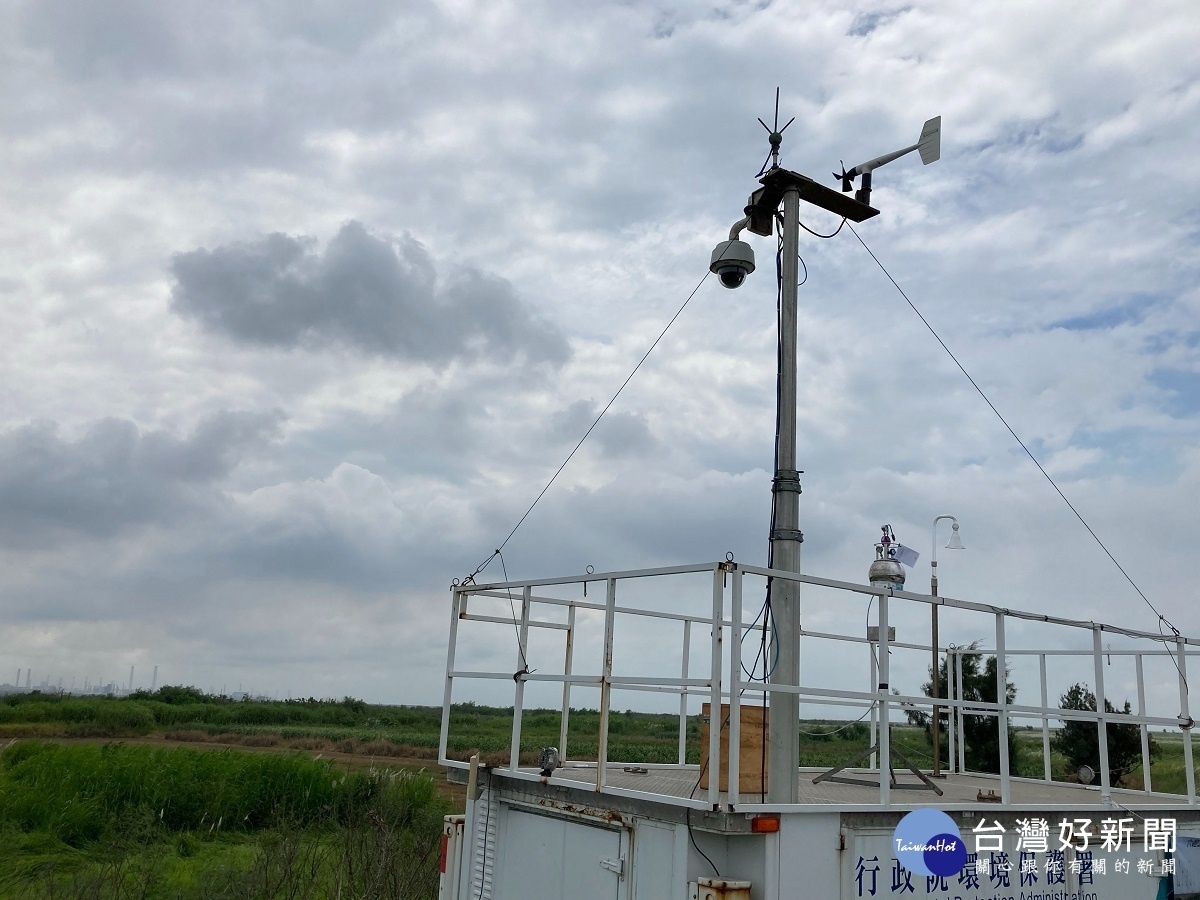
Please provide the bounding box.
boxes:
[834,116,941,205]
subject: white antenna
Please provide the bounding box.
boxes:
[835,116,941,205]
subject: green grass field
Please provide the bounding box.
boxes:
[0,690,892,768]
[3,687,1192,789]
[2,687,1195,897]
[0,740,449,900]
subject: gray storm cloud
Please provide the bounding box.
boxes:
[3,0,1198,704]
[547,399,657,459]
[0,411,283,545]
[169,221,571,366]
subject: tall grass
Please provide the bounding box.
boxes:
[0,741,449,900]
[2,742,349,842]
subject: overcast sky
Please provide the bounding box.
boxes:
[2,1,1198,718]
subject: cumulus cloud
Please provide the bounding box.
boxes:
[546,399,657,459]
[169,221,570,366]
[3,0,1199,704]
[19,0,186,81]
[0,411,282,544]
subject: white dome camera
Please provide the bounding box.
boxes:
[709,239,755,289]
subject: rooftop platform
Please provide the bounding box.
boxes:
[442,561,1200,813]
[522,762,1199,812]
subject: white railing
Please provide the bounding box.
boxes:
[439,560,1199,811]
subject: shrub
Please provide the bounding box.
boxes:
[1053,682,1157,784]
[906,643,1021,774]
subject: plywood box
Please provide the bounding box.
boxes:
[691,877,752,900]
[698,702,767,794]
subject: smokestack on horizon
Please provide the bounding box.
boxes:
[151,666,158,691]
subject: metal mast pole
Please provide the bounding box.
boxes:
[729,114,885,800]
[769,186,803,804]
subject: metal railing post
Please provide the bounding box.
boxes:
[729,568,744,807]
[1178,638,1195,804]
[878,591,890,806]
[559,602,575,764]
[955,650,966,774]
[996,613,1011,804]
[869,640,878,771]
[440,586,462,762]
[708,567,724,808]
[1136,653,1152,794]
[509,585,532,772]
[946,648,956,774]
[1093,626,1111,800]
[679,620,692,765]
[597,578,617,792]
[1039,653,1051,782]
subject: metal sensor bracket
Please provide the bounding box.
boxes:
[746,168,879,237]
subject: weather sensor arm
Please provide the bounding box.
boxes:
[837,116,941,205]
[847,143,922,178]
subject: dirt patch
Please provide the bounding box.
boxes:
[163,729,211,743]
[285,737,332,751]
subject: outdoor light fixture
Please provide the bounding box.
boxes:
[945,522,964,550]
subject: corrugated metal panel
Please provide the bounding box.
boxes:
[471,786,497,900]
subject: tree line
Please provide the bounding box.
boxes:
[904,642,1156,783]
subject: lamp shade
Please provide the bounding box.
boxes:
[945,522,965,550]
